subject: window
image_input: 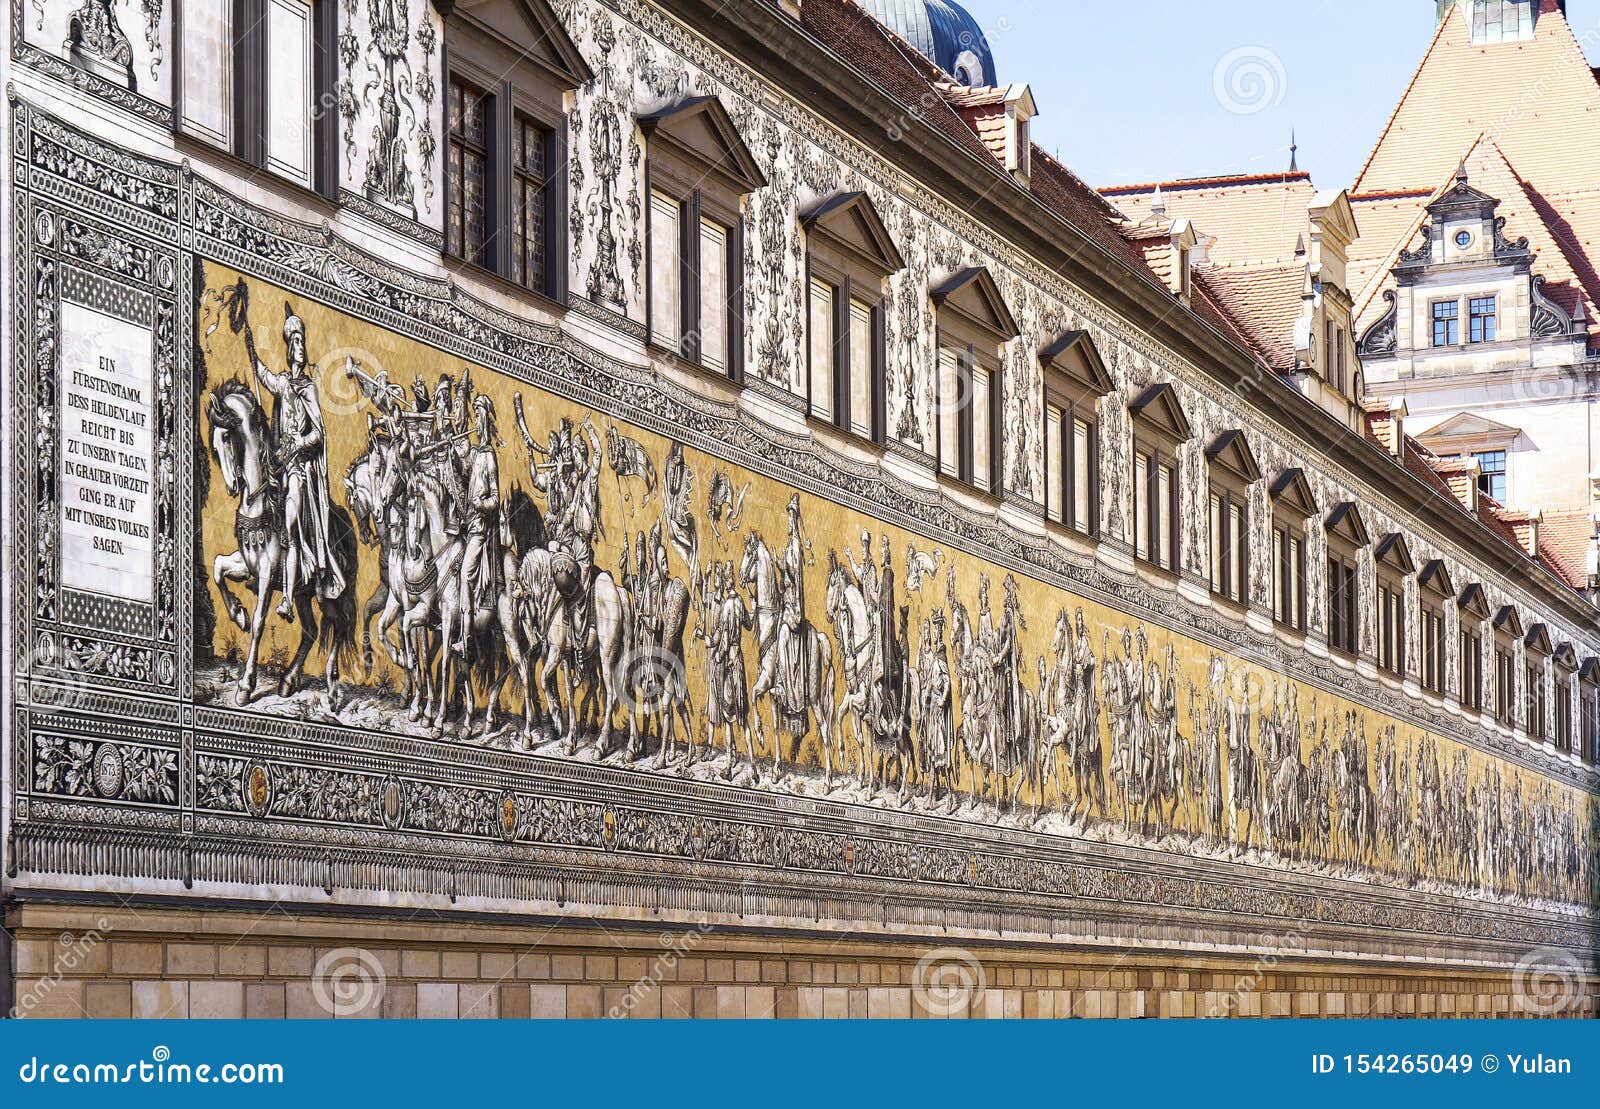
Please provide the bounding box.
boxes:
[1377,582,1406,676]
[1041,332,1112,539]
[442,3,585,299]
[1582,663,1599,763]
[1471,0,1535,44]
[802,193,901,441]
[641,97,765,380]
[1269,470,1316,633]
[1129,384,1191,574]
[1524,624,1551,739]
[1461,624,1484,710]
[1325,503,1369,657]
[1431,299,1459,347]
[510,115,552,292]
[1555,674,1573,753]
[1205,431,1259,607]
[1418,561,1453,696]
[447,77,492,267]
[1469,296,1497,343]
[1474,449,1507,502]
[1495,642,1516,726]
[228,0,336,194]
[931,268,1017,495]
[1374,534,1413,678]
[1459,585,1489,713]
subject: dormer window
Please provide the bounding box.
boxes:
[1040,332,1113,538]
[1431,299,1459,347]
[802,193,903,442]
[932,268,1018,495]
[641,97,767,380]
[1128,384,1192,574]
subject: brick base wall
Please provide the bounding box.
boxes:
[7,903,1596,1019]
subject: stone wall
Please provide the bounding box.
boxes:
[9,905,1596,1020]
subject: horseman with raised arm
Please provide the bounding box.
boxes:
[246,302,345,619]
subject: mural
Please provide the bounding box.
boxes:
[18,0,171,110]
[195,264,1598,910]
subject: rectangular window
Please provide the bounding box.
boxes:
[1461,630,1483,711]
[1134,451,1150,562]
[649,190,683,351]
[1073,418,1094,534]
[1556,678,1573,752]
[448,77,491,267]
[1045,406,1064,524]
[1273,526,1306,630]
[971,364,992,493]
[264,0,314,187]
[1496,648,1515,725]
[180,2,232,147]
[1335,327,1347,393]
[848,299,874,437]
[1583,691,1598,763]
[1475,449,1507,503]
[938,349,962,481]
[1135,450,1178,572]
[1046,403,1098,536]
[1377,584,1405,675]
[1328,558,1359,655]
[1431,299,1460,347]
[1469,296,1498,343]
[1527,663,1546,738]
[1421,607,1446,694]
[808,278,835,423]
[698,218,729,372]
[1209,491,1248,604]
[510,115,550,294]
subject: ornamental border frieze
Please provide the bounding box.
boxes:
[6,95,1596,954]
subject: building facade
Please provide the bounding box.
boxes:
[1349,0,1600,595]
[2,0,1597,1020]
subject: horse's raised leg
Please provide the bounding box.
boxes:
[213,552,252,632]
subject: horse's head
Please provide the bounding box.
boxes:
[207,381,270,500]
[738,532,761,585]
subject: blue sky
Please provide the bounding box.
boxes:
[958,0,1600,189]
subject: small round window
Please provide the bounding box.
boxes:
[1455,230,1473,248]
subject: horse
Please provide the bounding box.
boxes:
[739,533,837,784]
[825,551,876,787]
[206,380,358,705]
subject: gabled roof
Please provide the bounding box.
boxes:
[1102,173,1317,269]
[1458,581,1491,620]
[638,96,768,192]
[1326,502,1371,547]
[802,191,906,273]
[930,266,1019,339]
[1205,430,1262,484]
[1418,558,1455,597]
[458,0,595,88]
[1494,604,1525,638]
[1269,467,1319,518]
[1525,622,1553,655]
[1417,411,1523,445]
[1039,330,1114,395]
[1127,382,1192,441]
[1375,532,1417,573]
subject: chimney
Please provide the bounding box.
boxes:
[1527,508,1543,558]
[1453,456,1481,513]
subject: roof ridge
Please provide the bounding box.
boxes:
[1101,171,1313,195]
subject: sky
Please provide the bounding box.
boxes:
[957,0,1600,190]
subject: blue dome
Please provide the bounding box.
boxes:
[860,0,999,87]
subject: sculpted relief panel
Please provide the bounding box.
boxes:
[190,262,1596,911]
[17,0,172,114]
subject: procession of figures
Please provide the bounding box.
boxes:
[201,280,1595,908]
